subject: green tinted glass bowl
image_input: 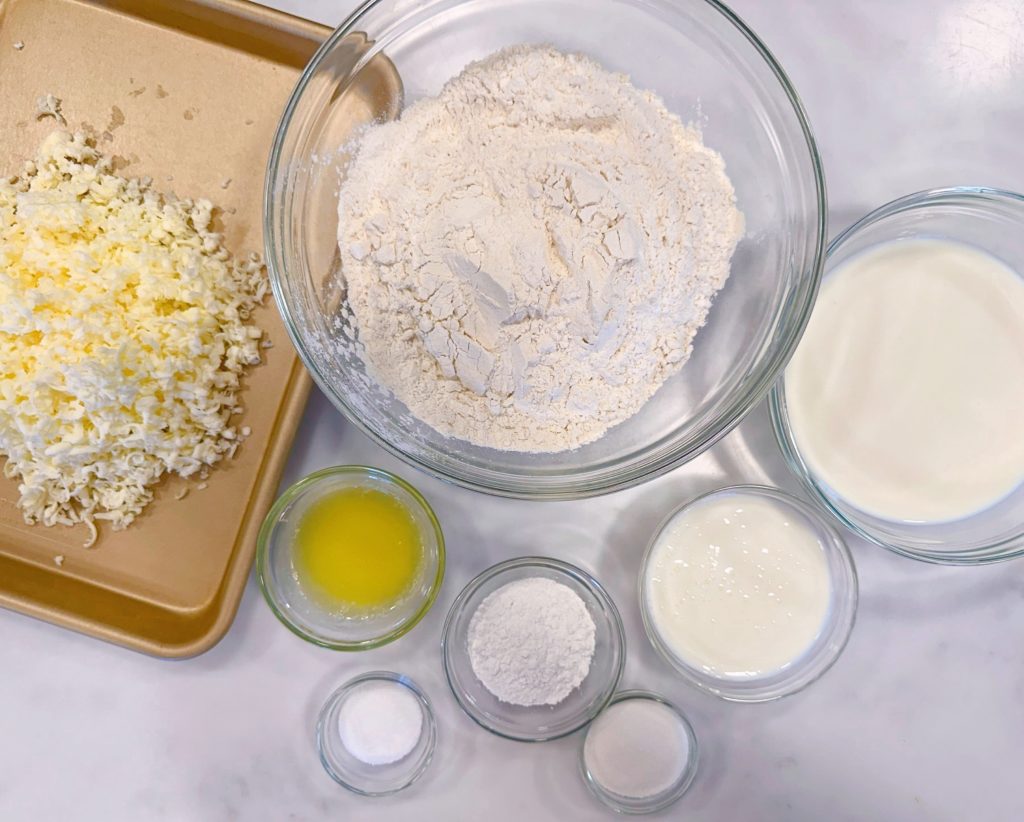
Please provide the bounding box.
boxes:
[256,466,445,650]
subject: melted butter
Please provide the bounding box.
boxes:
[292,486,423,614]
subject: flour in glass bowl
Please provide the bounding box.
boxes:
[334,45,744,452]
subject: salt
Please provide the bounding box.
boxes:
[584,698,692,799]
[337,681,423,766]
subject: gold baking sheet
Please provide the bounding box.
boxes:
[0,0,333,657]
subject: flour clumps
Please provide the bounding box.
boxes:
[467,576,596,707]
[336,45,744,452]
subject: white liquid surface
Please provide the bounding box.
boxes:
[786,239,1024,523]
[645,493,831,679]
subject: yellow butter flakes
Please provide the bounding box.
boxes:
[0,131,267,544]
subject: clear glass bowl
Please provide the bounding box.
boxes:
[265,0,826,499]
[256,465,445,650]
[316,671,437,796]
[441,556,626,742]
[770,188,1024,564]
[580,690,699,815]
[639,485,858,702]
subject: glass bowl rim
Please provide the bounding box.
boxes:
[256,464,446,650]
[315,669,438,796]
[579,689,700,815]
[263,0,829,500]
[440,555,627,742]
[769,185,1024,565]
[638,483,858,702]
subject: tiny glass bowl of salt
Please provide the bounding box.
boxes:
[316,671,437,796]
[580,691,699,815]
[442,556,626,742]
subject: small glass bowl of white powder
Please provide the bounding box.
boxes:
[580,691,699,814]
[316,671,437,796]
[442,556,625,742]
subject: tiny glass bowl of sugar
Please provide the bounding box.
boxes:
[640,485,857,702]
[442,556,626,742]
[771,187,1024,564]
[316,671,437,796]
[580,691,699,815]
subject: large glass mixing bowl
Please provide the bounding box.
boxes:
[265,0,826,498]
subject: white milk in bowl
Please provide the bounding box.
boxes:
[643,490,832,679]
[784,239,1024,524]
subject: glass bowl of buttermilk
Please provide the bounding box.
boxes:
[770,188,1024,564]
[264,0,826,499]
[639,485,858,702]
[256,465,445,650]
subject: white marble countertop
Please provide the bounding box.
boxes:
[3,1,1023,819]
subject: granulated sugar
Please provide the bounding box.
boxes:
[335,45,743,452]
[584,697,692,800]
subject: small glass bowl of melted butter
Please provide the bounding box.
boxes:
[257,465,445,650]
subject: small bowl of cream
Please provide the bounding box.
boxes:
[639,485,857,702]
[771,187,1024,564]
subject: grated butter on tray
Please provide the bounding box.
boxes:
[0,131,267,546]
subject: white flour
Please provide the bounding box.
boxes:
[336,45,743,452]
[467,577,596,707]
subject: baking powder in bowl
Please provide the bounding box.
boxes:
[334,45,743,452]
[467,577,596,706]
[644,492,831,678]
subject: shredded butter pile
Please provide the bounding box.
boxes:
[0,131,266,545]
